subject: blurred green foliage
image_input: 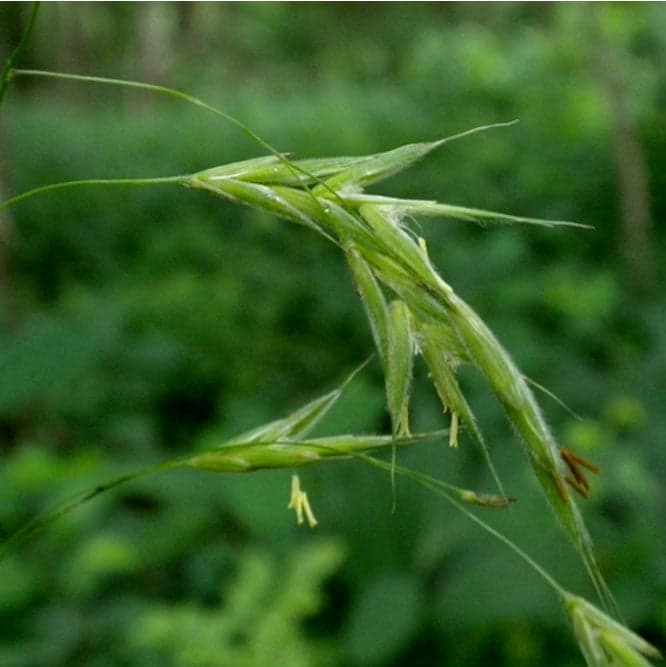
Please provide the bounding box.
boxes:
[127,539,345,667]
[0,3,665,666]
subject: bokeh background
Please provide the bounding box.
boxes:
[1,3,664,666]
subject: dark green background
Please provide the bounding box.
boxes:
[1,4,664,665]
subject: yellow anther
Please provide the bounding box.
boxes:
[449,411,459,448]
[288,474,318,528]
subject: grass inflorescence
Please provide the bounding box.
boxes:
[0,62,660,666]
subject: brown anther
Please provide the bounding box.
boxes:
[566,457,590,490]
[561,447,599,499]
[561,447,600,473]
[565,475,590,498]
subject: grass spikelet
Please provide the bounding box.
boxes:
[240,155,375,186]
[386,300,414,438]
[183,432,444,473]
[345,244,390,364]
[194,155,288,181]
[314,140,450,193]
[418,320,505,495]
[336,194,592,230]
[414,314,470,363]
[188,176,328,238]
[445,293,528,412]
[565,594,662,666]
[229,360,370,445]
[361,250,453,325]
[312,121,518,193]
[383,298,415,501]
[418,321,480,442]
[359,204,440,289]
[272,186,381,250]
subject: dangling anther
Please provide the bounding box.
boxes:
[561,447,600,499]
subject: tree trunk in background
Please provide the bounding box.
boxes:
[605,78,655,291]
[55,3,92,99]
[590,9,655,292]
[134,3,174,109]
[0,119,16,323]
[178,3,198,56]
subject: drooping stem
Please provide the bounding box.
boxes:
[11,68,268,148]
[0,459,176,561]
[310,444,565,597]
[8,68,342,208]
[0,176,187,211]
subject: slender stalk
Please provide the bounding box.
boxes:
[0,460,176,560]
[314,444,564,595]
[404,467,564,595]
[9,68,344,210]
[0,176,187,211]
[11,69,276,153]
